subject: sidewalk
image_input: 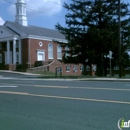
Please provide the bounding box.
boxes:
[0,70,130,81]
[0,70,40,76]
[78,77,130,82]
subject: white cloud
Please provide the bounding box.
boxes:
[8,0,63,16]
[0,17,5,25]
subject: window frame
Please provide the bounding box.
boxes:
[65,46,70,57]
[86,65,90,71]
[73,66,77,72]
[80,65,84,71]
[16,52,19,62]
[0,53,2,63]
[114,66,119,70]
[48,43,53,59]
[57,44,62,59]
[66,65,70,72]
[37,50,45,61]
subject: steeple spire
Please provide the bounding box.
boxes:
[15,0,28,26]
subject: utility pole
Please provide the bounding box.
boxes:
[118,0,122,77]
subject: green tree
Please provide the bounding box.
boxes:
[55,0,130,76]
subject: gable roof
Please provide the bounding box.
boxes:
[0,25,18,35]
[4,21,66,40]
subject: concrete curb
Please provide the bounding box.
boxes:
[0,70,41,76]
[0,70,130,82]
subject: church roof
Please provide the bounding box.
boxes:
[0,25,18,35]
[4,21,66,41]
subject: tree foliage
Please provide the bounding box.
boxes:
[55,0,130,76]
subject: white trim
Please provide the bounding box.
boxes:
[36,49,46,52]
[7,41,10,64]
[19,39,22,64]
[37,50,45,61]
[57,44,62,59]
[4,51,12,64]
[39,41,43,47]
[48,43,53,59]
[73,66,77,72]
[66,65,70,72]
[21,35,68,43]
[0,36,19,42]
[13,39,16,64]
[80,65,84,71]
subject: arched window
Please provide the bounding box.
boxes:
[48,43,53,59]
[57,44,62,59]
[65,46,69,57]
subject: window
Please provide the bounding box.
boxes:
[16,41,19,48]
[16,52,19,62]
[125,67,130,70]
[65,46,69,57]
[37,50,45,61]
[39,42,43,47]
[0,54,2,63]
[114,66,119,70]
[73,66,77,72]
[23,7,26,15]
[48,43,53,59]
[0,44,2,50]
[66,65,70,72]
[86,65,90,71]
[80,65,84,71]
[17,7,19,14]
[57,44,62,59]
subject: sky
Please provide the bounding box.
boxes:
[0,0,68,29]
[0,0,129,29]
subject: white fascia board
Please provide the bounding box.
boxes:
[21,35,68,43]
[0,35,19,42]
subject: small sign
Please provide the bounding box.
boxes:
[109,51,112,59]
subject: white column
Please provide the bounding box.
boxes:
[7,41,10,64]
[13,39,16,64]
[19,39,22,64]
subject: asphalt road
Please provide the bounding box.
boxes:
[0,77,130,130]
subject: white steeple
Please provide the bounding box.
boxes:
[15,0,28,26]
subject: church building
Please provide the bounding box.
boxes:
[0,0,88,76]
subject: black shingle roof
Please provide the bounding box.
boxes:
[5,21,66,40]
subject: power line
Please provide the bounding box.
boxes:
[47,0,63,6]
[3,0,65,18]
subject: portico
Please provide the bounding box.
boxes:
[0,37,22,70]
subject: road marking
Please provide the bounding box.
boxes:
[0,83,33,87]
[35,85,130,92]
[0,91,28,95]
[35,85,69,89]
[0,83,130,92]
[70,87,130,92]
[126,84,130,86]
[15,81,36,83]
[0,86,18,88]
[0,90,130,105]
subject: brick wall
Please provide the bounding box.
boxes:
[29,39,59,66]
[21,39,29,69]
